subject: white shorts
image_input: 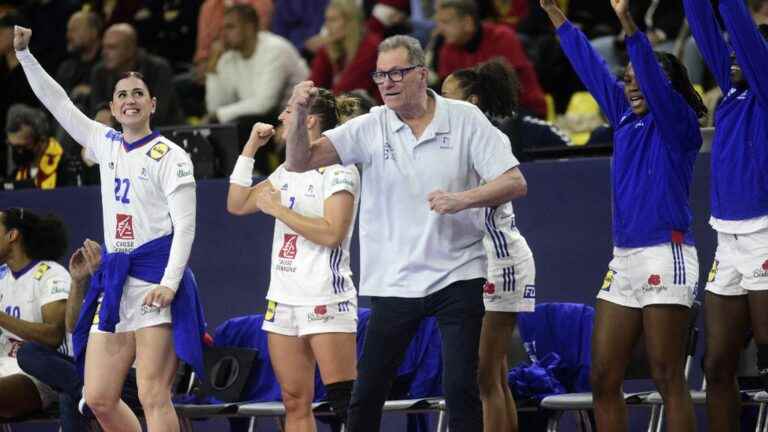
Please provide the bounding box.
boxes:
[597,243,698,309]
[483,256,536,312]
[706,228,768,296]
[261,298,358,337]
[91,277,172,333]
[0,357,57,409]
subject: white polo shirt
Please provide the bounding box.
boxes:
[324,90,518,297]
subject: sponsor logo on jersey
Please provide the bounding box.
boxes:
[50,279,69,295]
[307,304,334,322]
[141,304,161,315]
[707,260,718,283]
[116,213,135,240]
[524,284,536,299]
[483,281,496,294]
[278,234,298,259]
[331,176,355,189]
[108,162,115,170]
[304,184,315,197]
[138,167,150,180]
[0,265,7,280]
[439,136,452,149]
[147,142,170,161]
[643,274,667,293]
[600,270,614,292]
[265,301,276,322]
[33,263,50,280]
[177,162,193,178]
[280,183,288,191]
[753,260,768,278]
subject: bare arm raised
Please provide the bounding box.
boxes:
[227,122,278,215]
[13,26,103,148]
[284,81,342,172]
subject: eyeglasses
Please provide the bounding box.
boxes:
[371,65,422,84]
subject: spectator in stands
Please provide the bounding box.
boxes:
[442,57,570,161]
[285,34,527,432]
[89,0,144,29]
[173,0,269,119]
[477,0,530,29]
[17,240,141,432]
[310,0,382,101]
[4,104,64,190]
[0,208,69,418]
[11,1,79,75]
[271,0,329,56]
[57,10,103,107]
[682,0,768,430]
[541,0,706,431]
[0,10,39,182]
[133,0,201,71]
[366,0,413,39]
[205,5,308,131]
[433,0,547,118]
[89,23,184,127]
[589,0,684,76]
[228,89,361,430]
[441,57,539,432]
[194,0,273,75]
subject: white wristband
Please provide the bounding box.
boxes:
[229,155,255,187]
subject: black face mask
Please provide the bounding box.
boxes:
[11,147,36,167]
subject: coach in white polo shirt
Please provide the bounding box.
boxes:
[284,35,527,432]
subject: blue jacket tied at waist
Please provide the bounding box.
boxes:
[72,234,207,379]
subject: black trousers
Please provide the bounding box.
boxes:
[347,278,485,432]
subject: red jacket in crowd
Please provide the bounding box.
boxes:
[438,22,547,118]
[309,30,383,101]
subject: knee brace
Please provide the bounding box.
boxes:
[757,344,768,390]
[325,380,354,423]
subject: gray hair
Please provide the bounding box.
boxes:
[5,104,49,142]
[378,35,426,66]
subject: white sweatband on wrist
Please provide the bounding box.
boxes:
[229,155,255,187]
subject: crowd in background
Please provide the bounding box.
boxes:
[1,0,767,191]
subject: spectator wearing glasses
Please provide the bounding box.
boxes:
[284,34,527,432]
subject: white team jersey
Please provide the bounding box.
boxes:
[483,202,532,269]
[265,164,360,305]
[82,127,195,254]
[0,262,70,358]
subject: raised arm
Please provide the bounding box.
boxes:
[14,26,103,148]
[228,123,278,215]
[719,0,768,108]
[617,1,700,148]
[541,1,628,126]
[284,81,342,172]
[683,0,732,92]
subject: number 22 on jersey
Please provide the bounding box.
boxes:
[114,178,131,204]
